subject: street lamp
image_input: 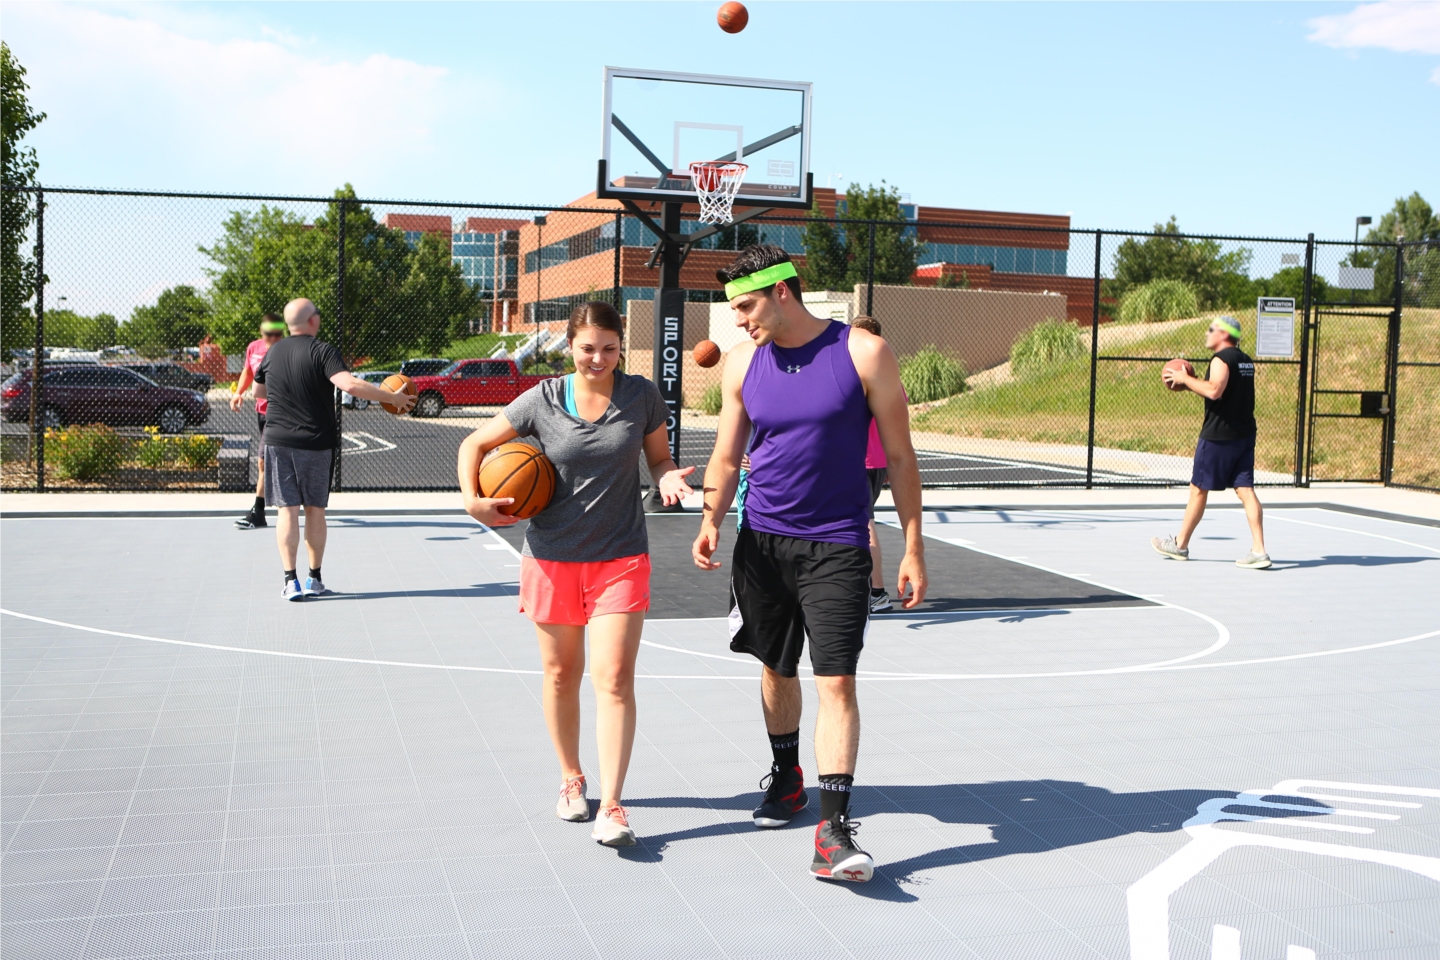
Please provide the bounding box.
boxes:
[1354,215,1372,253]
[533,215,546,334]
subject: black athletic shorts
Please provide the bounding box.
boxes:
[866,468,887,519]
[256,413,267,448]
[728,527,872,677]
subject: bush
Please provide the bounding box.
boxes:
[45,424,127,480]
[900,346,967,403]
[176,435,220,469]
[696,383,723,415]
[1117,279,1201,324]
[135,428,176,469]
[1010,319,1085,378]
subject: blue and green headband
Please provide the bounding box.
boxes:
[723,262,798,300]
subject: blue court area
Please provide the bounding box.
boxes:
[2,506,1439,959]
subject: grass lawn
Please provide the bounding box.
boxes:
[913,309,1439,486]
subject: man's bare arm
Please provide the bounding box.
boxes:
[850,329,927,608]
[692,343,754,570]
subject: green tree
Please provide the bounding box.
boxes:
[799,182,924,292]
[1346,193,1440,306]
[399,230,484,355]
[1,42,46,357]
[1108,216,1250,308]
[126,286,211,357]
[43,310,118,350]
[202,185,468,363]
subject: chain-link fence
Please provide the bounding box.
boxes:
[3,186,1433,493]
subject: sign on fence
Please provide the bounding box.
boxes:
[1255,297,1296,358]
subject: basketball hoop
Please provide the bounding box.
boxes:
[689,161,748,224]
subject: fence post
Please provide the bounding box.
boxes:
[30,188,45,493]
[333,198,347,492]
[865,221,876,317]
[613,211,623,310]
[1382,240,1404,485]
[1294,233,1315,486]
[1085,229,1101,489]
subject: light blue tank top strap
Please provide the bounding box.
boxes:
[562,374,579,417]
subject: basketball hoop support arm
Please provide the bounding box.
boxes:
[621,200,774,270]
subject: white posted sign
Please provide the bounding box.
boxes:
[1255,297,1296,358]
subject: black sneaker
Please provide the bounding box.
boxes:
[234,511,266,530]
[753,763,808,828]
[869,590,893,614]
[811,814,873,882]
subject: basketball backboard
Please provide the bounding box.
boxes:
[598,67,813,210]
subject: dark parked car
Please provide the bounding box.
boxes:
[121,362,213,392]
[1,364,210,433]
[399,358,451,379]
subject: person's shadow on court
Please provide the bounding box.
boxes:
[620,779,1322,902]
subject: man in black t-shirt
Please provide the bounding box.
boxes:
[254,298,416,601]
[1151,315,1271,569]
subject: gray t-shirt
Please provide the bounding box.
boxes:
[502,371,668,562]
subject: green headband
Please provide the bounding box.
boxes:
[1211,316,1242,340]
[260,320,286,333]
[724,262,798,300]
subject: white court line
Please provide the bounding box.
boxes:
[340,431,399,455]
[1269,513,1440,555]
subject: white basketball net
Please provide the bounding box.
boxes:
[689,161,748,224]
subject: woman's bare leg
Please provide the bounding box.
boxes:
[585,612,645,807]
[534,623,587,779]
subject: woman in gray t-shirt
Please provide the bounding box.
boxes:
[458,302,693,847]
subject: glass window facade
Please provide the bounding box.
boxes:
[453,230,518,296]
[920,243,1067,275]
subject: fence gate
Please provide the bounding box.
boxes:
[1304,297,1400,484]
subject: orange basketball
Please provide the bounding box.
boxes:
[717,1,748,33]
[478,442,557,519]
[1162,358,1195,392]
[379,374,417,414]
[693,339,722,368]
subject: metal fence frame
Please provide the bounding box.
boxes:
[4,185,1434,493]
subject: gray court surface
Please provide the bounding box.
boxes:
[2,505,1438,959]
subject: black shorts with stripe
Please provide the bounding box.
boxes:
[728,527,872,678]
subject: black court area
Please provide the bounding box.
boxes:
[3,506,1439,959]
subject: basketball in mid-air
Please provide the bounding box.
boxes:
[693,340,722,368]
[379,374,417,414]
[717,1,748,33]
[1162,358,1195,392]
[479,442,557,519]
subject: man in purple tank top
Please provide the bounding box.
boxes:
[692,245,928,883]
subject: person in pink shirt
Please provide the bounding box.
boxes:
[853,316,902,613]
[231,314,285,529]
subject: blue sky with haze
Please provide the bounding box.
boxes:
[4,1,1437,241]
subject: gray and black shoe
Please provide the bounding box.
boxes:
[1235,550,1272,569]
[1150,535,1189,561]
[811,814,873,882]
[753,763,808,828]
[868,590,893,614]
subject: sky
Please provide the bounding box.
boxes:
[3,1,1438,245]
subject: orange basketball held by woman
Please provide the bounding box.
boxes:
[379,374,417,414]
[693,339,722,368]
[1162,358,1195,392]
[478,442,557,519]
[717,1,748,33]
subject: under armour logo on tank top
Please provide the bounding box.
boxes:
[739,322,872,549]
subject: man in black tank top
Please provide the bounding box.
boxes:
[1151,315,1272,569]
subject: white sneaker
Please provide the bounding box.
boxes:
[556,775,588,822]
[591,805,636,846]
[1235,550,1272,569]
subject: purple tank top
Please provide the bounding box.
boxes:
[741,321,871,548]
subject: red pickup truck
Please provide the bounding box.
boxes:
[408,358,560,417]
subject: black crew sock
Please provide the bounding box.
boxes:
[768,731,800,770]
[818,773,854,821]
[284,570,298,584]
[870,586,886,597]
[252,496,265,515]
[308,567,321,581]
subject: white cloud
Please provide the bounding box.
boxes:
[1308,2,1440,83]
[4,3,484,190]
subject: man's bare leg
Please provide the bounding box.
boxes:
[276,506,301,570]
[1176,484,1209,550]
[761,666,802,735]
[813,675,859,776]
[1235,486,1266,554]
[303,505,327,570]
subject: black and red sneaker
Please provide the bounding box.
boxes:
[753,762,808,828]
[811,814,873,882]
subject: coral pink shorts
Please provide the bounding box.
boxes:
[518,553,651,626]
